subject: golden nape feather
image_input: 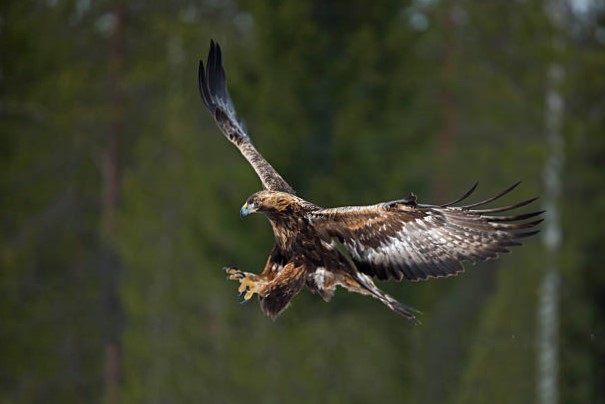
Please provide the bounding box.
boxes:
[199,41,543,323]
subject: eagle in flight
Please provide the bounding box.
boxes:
[198,41,543,323]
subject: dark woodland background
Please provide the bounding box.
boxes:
[2,0,604,403]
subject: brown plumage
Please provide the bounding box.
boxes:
[199,41,543,322]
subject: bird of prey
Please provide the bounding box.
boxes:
[198,41,543,323]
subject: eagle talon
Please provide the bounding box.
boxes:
[237,282,249,295]
[225,267,260,302]
[225,267,246,280]
[237,283,248,295]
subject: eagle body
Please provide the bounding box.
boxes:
[199,41,543,322]
[240,191,353,318]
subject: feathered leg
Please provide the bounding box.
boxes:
[258,263,306,320]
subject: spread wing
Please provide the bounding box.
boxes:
[310,182,543,281]
[198,40,295,194]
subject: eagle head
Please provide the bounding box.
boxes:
[240,191,311,219]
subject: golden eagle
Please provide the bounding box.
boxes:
[198,41,543,322]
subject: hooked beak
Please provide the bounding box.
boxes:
[240,202,256,218]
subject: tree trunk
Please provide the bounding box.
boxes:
[536,2,566,403]
[103,4,125,404]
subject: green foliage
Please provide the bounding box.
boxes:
[2,0,604,403]
[0,1,108,401]
[558,19,605,402]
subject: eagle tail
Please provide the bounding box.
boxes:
[354,273,422,324]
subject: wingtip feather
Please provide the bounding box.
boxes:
[460,181,523,210]
[198,60,210,108]
[513,230,541,239]
[471,196,540,214]
[440,182,479,207]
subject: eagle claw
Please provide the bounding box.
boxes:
[224,266,260,302]
[224,267,245,280]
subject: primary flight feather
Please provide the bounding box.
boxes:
[198,40,543,322]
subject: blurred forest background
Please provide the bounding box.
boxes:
[2,0,604,403]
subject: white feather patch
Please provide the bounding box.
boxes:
[311,267,329,290]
